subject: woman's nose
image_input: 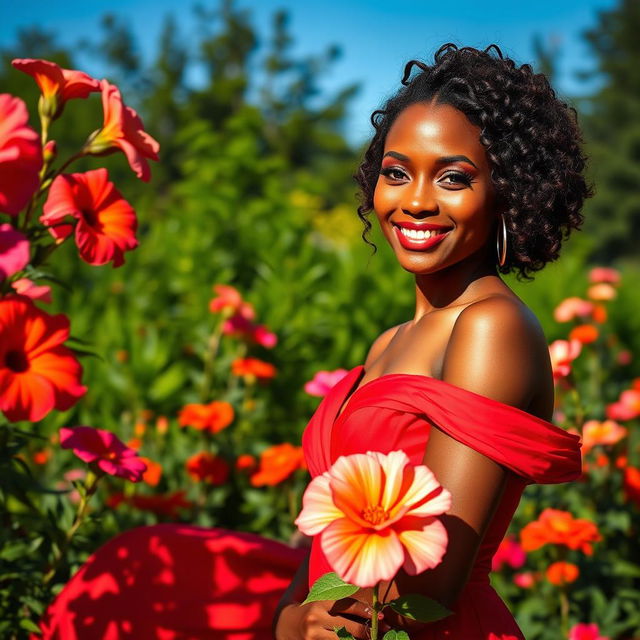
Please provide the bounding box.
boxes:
[401,180,438,215]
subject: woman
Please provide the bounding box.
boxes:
[37,44,588,640]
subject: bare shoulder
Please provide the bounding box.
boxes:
[364,322,407,368]
[442,295,551,411]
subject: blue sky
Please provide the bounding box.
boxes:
[2,0,617,144]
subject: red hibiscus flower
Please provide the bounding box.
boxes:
[0,295,86,422]
[84,80,159,182]
[0,223,30,280]
[11,58,99,120]
[185,451,230,485]
[0,94,42,215]
[60,426,147,482]
[41,168,138,267]
[177,400,234,433]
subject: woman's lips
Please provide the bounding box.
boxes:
[392,225,451,251]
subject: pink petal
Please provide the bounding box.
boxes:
[295,472,344,536]
[395,516,449,574]
[402,465,452,518]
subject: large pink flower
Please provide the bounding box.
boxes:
[295,450,451,588]
[84,80,159,182]
[0,223,29,279]
[304,369,349,397]
[41,168,138,267]
[60,426,147,482]
[0,94,42,215]
[0,295,86,422]
[11,58,99,119]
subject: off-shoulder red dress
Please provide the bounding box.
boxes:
[36,366,581,640]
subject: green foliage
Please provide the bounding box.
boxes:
[387,594,451,623]
[303,572,359,605]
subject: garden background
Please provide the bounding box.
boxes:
[1,0,640,638]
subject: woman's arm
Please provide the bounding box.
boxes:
[373,297,548,630]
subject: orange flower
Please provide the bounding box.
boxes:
[520,509,602,555]
[155,415,169,434]
[84,80,159,182]
[0,295,87,422]
[33,449,50,465]
[250,443,305,487]
[587,283,617,301]
[623,467,640,507]
[581,420,627,454]
[295,450,452,588]
[139,456,163,487]
[546,561,579,585]
[209,284,255,319]
[549,339,582,380]
[0,94,42,215]
[231,357,277,382]
[569,324,599,345]
[12,58,99,119]
[177,401,234,433]
[41,168,138,267]
[185,452,230,485]
[591,304,607,324]
[236,453,257,473]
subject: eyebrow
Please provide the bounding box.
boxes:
[383,151,478,169]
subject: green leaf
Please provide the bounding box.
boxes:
[19,618,41,633]
[388,594,451,623]
[334,627,356,639]
[383,631,411,640]
[302,572,359,604]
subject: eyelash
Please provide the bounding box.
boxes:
[379,167,474,187]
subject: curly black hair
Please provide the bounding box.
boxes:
[354,43,592,280]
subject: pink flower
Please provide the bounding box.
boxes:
[606,389,640,421]
[41,168,138,267]
[10,277,52,303]
[304,369,350,397]
[553,297,593,323]
[222,313,277,348]
[581,419,627,454]
[549,339,582,380]
[209,284,255,319]
[295,450,451,588]
[60,426,147,482]
[0,94,42,215]
[0,223,29,279]
[11,58,99,120]
[568,623,609,640]
[84,80,159,182]
[491,535,526,571]
[513,572,537,588]
[588,267,620,285]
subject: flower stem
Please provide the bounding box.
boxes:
[43,470,101,586]
[370,583,380,640]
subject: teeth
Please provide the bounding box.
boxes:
[399,227,444,240]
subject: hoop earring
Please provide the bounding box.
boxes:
[496,214,507,267]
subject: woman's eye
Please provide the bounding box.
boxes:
[439,171,473,187]
[380,167,407,181]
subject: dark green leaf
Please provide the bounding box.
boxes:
[334,627,356,639]
[388,594,451,623]
[382,631,411,640]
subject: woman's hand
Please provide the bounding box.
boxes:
[274,596,387,640]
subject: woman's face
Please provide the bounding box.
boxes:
[373,101,497,276]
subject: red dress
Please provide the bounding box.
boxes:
[36,365,581,639]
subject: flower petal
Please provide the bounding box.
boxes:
[395,515,449,575]
[295,472,344,536]
[402,465,452,518]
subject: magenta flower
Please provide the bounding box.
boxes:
[568,623,609,640]
[222,313,277,348]
[304,369,350,397]
[0,223,30,280]
[491,534,526,571]
[60,426,147,482]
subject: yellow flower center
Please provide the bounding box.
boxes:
[362,505,389,526]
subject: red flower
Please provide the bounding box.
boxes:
[11,58,99,119]
[546,561,579,585]
[209,284,255,319]
[491,534,526,571]
[231,357,277,382]
[185,452,230,485]
[84,80,159,182]
[0,295,86,421]
[177,401,234,433]
[60,426,147,482]
[569,324,599,345]
[623,466,640,507]
[588,266,620,285]
[548,339,581,380]
[0,94,42,215]
[250,443,306,487]
[235,453,257,473]
[520,508,602,555]
[0,223,30,280]
[222,313,277,348]
[41,168,138,267]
